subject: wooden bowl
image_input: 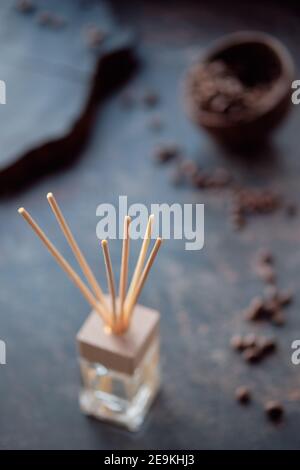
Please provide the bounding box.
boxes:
[185,31,294,147]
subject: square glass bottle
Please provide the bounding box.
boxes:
[77,303,160,431]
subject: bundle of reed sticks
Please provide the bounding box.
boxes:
[18,193,162,334]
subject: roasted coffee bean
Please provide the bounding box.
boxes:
[265,400,284,422]
[244,297,265,321]
[16,0,35,13]
[143,91,159,107]
[246,290,289,325]
[37,11,65,28]
[37,11,52,25]
[232,213,245,231]
[233,188,280,216]
[243,346,262,363]
[278,289,294,306]
[50,15,66,28]
[180,160,198,178]
[154,144,180,164]
[264,286,293,309]
[85,25,106,48]
[230,335,245,351]
[188,166,232,191]
[243,333,257,348]
[259,337,277,355]
[258,249,274,265]
[231,332,276,364]
[192,173,208,189]
[272,311,285,326]
[209,167,231,188]
[286,202,298,218]
[235,386,251,404]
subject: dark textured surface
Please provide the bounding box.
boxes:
[1,0,300,450]
[0,0,111,169]
[0,0,137,194]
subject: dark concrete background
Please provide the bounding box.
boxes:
[1,0,300,449]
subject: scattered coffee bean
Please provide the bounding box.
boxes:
[170,155,232,191]
[16,0,35,13]
[231,333,277,364]
[37,11,66,28]
[228,187,282,229]
[256,248,277,284]
[190,166,232,191]
[286,202,298,218]
[180,160,198,179]
[51,15,66,29]
[37,11,52,25]
[208,167,231,188]
[243,346,262,364]
[243,333,257,349]
[192,172,208,189]
[260,337,277,354]
[230,334,245,351]
[272,311,285,326]
[85,25,106,48]
[278,289,294,306]
[233,188,281,218]
[265,400,284,422]
[156,148,282,232]
[258,249,274,265]
[143,90,159,107]
[244,297,265,321]
[244,253,292,326]
[231,212,246,231]
[154,144,180,164]
[264,286,294,308]
[235,386,251,404]
[245,296,285,324]
[171,159,198,186]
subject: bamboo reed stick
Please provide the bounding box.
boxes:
[124,237,162,327]
[124,215,154,312]
[47,193,108,309]
[18,208,111,326]
[101,239,117,328]
[118,216,131,328]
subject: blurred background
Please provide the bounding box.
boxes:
[1,0,300,450]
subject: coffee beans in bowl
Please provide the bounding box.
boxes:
[185,32,294,147]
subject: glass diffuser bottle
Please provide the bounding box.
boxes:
[77,300,160,431]
[19,195,162,432]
